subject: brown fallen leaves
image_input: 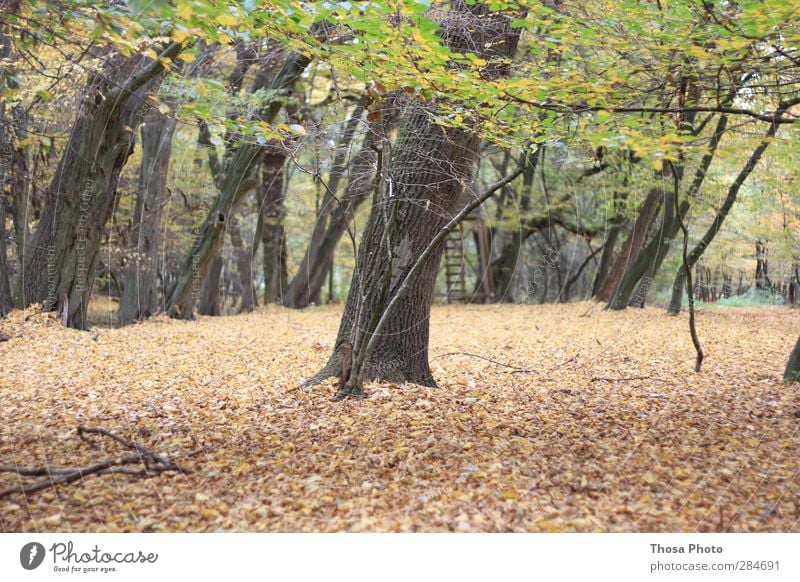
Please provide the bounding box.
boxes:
[1,302,799,532]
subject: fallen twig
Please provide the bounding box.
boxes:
[0,425,191,499]
[433,351,533,373]
[590,375,665,383]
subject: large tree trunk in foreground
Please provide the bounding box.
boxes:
[14,46,180,328]
[314,2,521,389]
[166,52,310,318]
[118,109,177,325]
[785,336,800,382]
[667,118,778,314]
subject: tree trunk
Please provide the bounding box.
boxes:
[492,148,541,302]
[608,114,729,311]
[227,216,255,312]
[14,45,180,328]
[0,199,11,317]
[284,129,380,308]
[199,255,223,316]
[595,187,662,303]
[784,336,800,382]
[755,240,771,290]
[260,148,288,304]
[592,223,620,296]
[166,51,309,318]
[1,1,25,315]
[118,109,177,325]
[0,59,12,316]
[667,118,779,314]
[314,2,522,390]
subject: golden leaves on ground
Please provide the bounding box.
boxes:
[1,303,798,532]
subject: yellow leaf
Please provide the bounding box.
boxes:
[172,29,191,43]
[500,488,520,500]
[216,13,238,27]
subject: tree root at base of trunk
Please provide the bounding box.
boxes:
[333,385,365,400]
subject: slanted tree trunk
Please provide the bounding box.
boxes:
[595,187,662,303]
[118,109,177,325]
[313,2,522,391]
[166,51,309,318]
[284,93,405,309]
[608,113,729,311]
[667,117,779,313]
[592,223,620,296]
[14,44,181,328]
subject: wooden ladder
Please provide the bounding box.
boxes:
[443,225,467,304]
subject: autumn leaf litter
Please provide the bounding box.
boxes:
[1,303,799,532]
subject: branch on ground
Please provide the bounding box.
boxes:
[0,425,192,499]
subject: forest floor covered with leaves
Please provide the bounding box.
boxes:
[1,303,799,532]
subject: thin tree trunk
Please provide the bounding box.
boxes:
[492,147,541,302]
[283,101,365,307]
[118,109,177,325]
[260,147,288,304]
[667,118,780,313]
[786,336,800,382]
[592,223,620,296]
[608,114,729,311]
[284,130,379,308]
[0,200,11,317]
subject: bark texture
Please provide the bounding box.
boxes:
[785,336,800,382]
[596,187,662,303]
[14,46,179,328]
[118,109,177,325]
[315,2,522,387]
[260,147,288,304]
